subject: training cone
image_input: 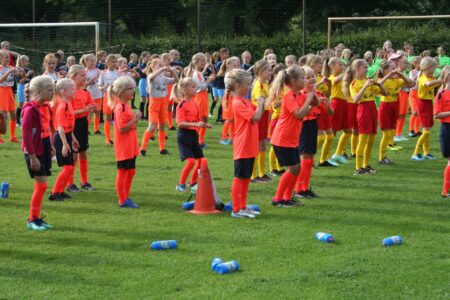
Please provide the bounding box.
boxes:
[188,158,221,215]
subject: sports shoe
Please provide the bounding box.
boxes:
[441,192,450,198]
[290,198,305,206]
[160,149,169,155]
[176,184,187,192]
[168,127,176,131]
[387,144,401,151]
[411,154,424,161]
[107,140,114,145]
[119,198,139,208]
[413,131,422,137]
[394,135,407,142]
[271,199,285,207]
[59,192,72,199]
[260,174,272,181]
[408,130,415,137]
[94,130,103,135]
[219,139,228,145]
[38,215,54,229]
[150,137,155,141]
[9,137,20,143]
[379,157,393,165]
[199,143,208,149]
[244,207,261,215]
[48,193,64,201]
[231,209,255,218]
[27,218,47,231]
[81,182,95,191]
[319,160,337,167]
[269,170,280,177]
[364,165,377,174]
[294,190,311,199]
[227,139,233,145]
[354,168,366,176]
[343,153,350,160]
[271,200,295,207]
[331,154,348,164]
[67,184,82,192]
[139,150,146,157]
[423,154,436,160]
[208,113,213,118]
[306,188,319,198]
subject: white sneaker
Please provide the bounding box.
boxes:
[331,154,348,164]
[231,209,255,218]
[244,207,261,215]
[394,135,408,142]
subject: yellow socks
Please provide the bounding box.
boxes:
[364,134,376,167]
[335,132,350,156]
[317,134,325,151]
[258,151,266,177]
[251,153,259,180]
[356,134,369,170]
[414,129,430,156]
[269,147,277,172]
[379,130,391,161]
[422,130,430,155]
[351,134,358,156]
[320,133,334,163]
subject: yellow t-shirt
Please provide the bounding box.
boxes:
[252,79,270,111]
[380,78,405,103]
[350,79,381,103]
[316,74,329,95]
[271,86,289,119]
[329,74,345,100]
[417,74,435,100]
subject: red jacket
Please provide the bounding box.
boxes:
[22,101,44,156]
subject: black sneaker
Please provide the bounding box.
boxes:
[319,161,336,167]
[48,193,64,201]
[94,130,103,135]
[354,168,366,176]
[379,157,393,165]
[294,190,311,199]
[67,184,82,192]
[413,131,422,137]
[59,192,72,199]
[140,150,146,157]
[351,154,356,158]
[160,149,169,155]
[165,135,168,140]
[260,174,272,181]
[168,127,176,131]
[408,130,415,137]
[278,169,286,174]
[283,200,298,207]
[251,177,268,184]
[290,198,305,206]
[150,137,155,141]
[271,200,284,207]
[81,182,95,191]
[306,188,319,198]
[343,153,350,160]
[108,140,114,145]
[364,165,377,174]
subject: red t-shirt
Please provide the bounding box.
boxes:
[71,89,94,119]
[176,99,201,130]
[54,102,75,133]
[270,90,305,148]
[232,96,259,160]
[39,101,52,138]
[434,89,450,123]
[114,102,138,161]
[302,89,321,121]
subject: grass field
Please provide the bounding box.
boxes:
[0,112,449,299]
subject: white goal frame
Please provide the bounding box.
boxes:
[327,15,450,49]
[0,22,100,54]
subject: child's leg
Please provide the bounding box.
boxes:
[379,129,390,160]
[363,134,376,168]
[124,168,136,199]
[79,151,89,185]
[29,177,48,221]
[158,124,166,151]
[355,134,369,170]
[443,159,450,194]
[275,165,299,200]
[116,168,127,205]
[104,114,112,143]
[52,165,75,194]
[258,142,267,177]
[140,122,156,152]
[189,159,201,185]
[320,130,334,163]
[335,129,351,156]
[179,158,195,185]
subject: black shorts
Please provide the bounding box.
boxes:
[440,123,450,158]
[42,136,53,176]
[117,157,136,169]
[54,132,75,167]
[74,117,89,152]
[273,145,300,167]
[234,158,255,179]
[24,154,51,178]
[177,129,204,161]
[299,119,318,155]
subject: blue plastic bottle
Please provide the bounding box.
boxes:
[1,181,9,199]
[150,240,177,250]
[211,257,223,271]
[382,235,403,247]
[246,204,261,212]
[224,202,232,212]
[182,201,195,211]
[315,232,334,243]
[213,260,240,274]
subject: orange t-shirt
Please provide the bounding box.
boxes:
[302,89,321,121]
[114,102,139,161]
[54,102,75,133]
[39,101,52,138]
[232,96,258,160]
[270,90,306,148]
[434,89,450,123]
[176,99,201,130]
[72,89,94,119]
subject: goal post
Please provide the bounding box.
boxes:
[327,15,450,49]
[0,22,100,55]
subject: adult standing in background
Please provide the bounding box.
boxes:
[0,41,19,67]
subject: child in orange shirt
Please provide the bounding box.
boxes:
[174,78,212,192]
[270,65,317,206]
[110,76,142,208]
[49,78,79,200]
[228,69,265,218]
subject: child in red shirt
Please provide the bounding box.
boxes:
[270,65,318,207]
[229,69,265,218]
[110,76,142,208]
[174,78,212,192]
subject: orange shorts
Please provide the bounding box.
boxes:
[194,91,209,118]
[94,98,102,112]
[398,90,409,115]
[167,84,174,106]
[0,87,15,111]
[149,96,168,124]
[103,92,112,115]
[409,90,419,113]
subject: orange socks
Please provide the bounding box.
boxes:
[231,178,244,213]
[221,122,230,140]
[29,181,48,221]
[168,111,173,128]
[190,159,201,185]
[116,169,127,205]
[443,165,450,194]
[296,159,313,193]
[124,169,135,199]
[396,117,405,136]
[53,165,75,194]
[140,130,154,151]
[94,115,100,132]
[158,130,165,151]
[179,158,195,185]
[198,127,206,144]
[274,171,297,201]
[79,158,88,185]
[104,121,111,143]
[10,120,16,139]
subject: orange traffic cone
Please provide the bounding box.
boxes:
[188,158,221,215]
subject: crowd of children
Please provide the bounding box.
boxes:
[1,39,450,228]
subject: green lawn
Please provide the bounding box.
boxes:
[0,113,449,299]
